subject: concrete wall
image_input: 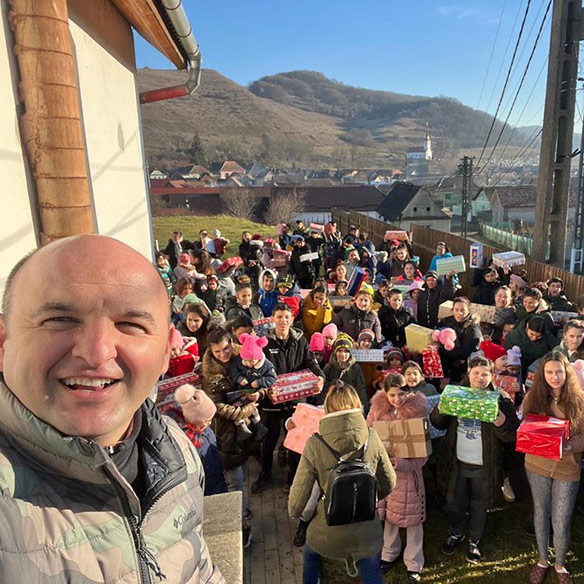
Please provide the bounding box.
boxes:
[69,0,154,259]
[0,4,39,294]
[404,218,452,233]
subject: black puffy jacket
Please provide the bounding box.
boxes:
[417,279,456,328]
[378,304,415,348]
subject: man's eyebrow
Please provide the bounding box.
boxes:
[122,310,156,325]
[31,303,76,318]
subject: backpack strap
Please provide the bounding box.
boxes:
[313,429,371,462]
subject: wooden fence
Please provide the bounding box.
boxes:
[331,208,584,301]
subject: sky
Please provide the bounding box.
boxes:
[134,0,557,130]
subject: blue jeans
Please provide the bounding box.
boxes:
[224,464,248,516]
[526,469,580,566]
[303,544,383,584]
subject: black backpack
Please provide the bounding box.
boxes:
[314,430,378,526]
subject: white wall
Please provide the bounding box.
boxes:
[0,6,38,293]
[69,12,154,260]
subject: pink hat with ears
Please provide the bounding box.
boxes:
[240,333,268,360]
[310,332,325,352]
[174,384,216,425]
[322,323,338,340]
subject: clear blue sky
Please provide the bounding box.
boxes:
[135,0,556,129]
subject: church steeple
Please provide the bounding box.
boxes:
[423,124,432,160]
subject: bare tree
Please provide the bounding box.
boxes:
[263,188,306,226]
[220,188,259,220]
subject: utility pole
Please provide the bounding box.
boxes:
[571,94,584,272]
[532,0,582,266]
[460,156,473,241]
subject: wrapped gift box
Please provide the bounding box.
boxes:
[426,395,447,438]
[390,284,410,296]
[471,303,496,324]
[384,230,409,241]
[373,418,432,458]
[516,414,570,461]
[422,347,444,378]
[439,385,500,423]
[329,295,353,309]
[253,317,275,337]
[309,222,325,233]
[525,359,540,390]
[493,372,521,400]
[352,349,384,362]
[469,242,484,269]
[492,251,526,268]
[405,323,434,352]
[551,310,579,325]
[154,372,201,415]
[438,300,454,321]
[272,254,288,268]
[270,369,320,404]
[435,255,466,276]
[283,403,325,454]
[299,288,312,299]
[347,268,367,296]
[217,256,243,274]
[300,251,319,263]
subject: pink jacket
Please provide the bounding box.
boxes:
[367,390,428,527]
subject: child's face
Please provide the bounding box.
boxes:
[157,256,167,268]
[313,292,326,307]
[191,418,213,433]
[404,366,422,388]
[277,285,289,296]
[355,294,372,311]
[181,284,193,297]
[507,365,521,375]
[337,283,348,295]
[234,326,253,340]
[389,357,402,370]
[336,348,350,363]
[548,282,562,297]
[388,293,403,310]
[386,386,406,408]
[468,365,492,389]
[242,358,260,368]
[313,350,324,362]
[208,279,218,290]
[502,323,515,338]
[263,275,274,292]
[186,312,203,333]
[359,338,373,350]
[564,326,584,351]
[237,288,252,307]
[494,355,508,371]
[323,336,335,348]
[410,289,421,301]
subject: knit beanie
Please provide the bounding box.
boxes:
[357,283,374,299]
[510,274,527,289]
[240,333,268,360]
[424,270,438,281]
[322,323,338,340]
[174,384,216,425]
[309,332,325,352]
[277,274,294,290]
[507,346,522,367]
[333,335,353,353]
[386,347,404,364]
[377,251,388,263]
[357,329,375,344]
[179,252,191,264]
[480,340,507,363]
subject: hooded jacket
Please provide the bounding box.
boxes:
[302,293,334,339]
[333,304,382,344]
[323,352,368,406]
[545,293,577,313]
[223,296,264,322]
[473,279,500,306]
[515,301,554,333]
[503,324,560,376]
[288,409,396,566]
[0,381,223,584]
[255,269,279,317]
[417,278,456,328]
[378,303,415,348]
[367,391,429,527]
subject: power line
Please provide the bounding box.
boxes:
[476,0,533,169]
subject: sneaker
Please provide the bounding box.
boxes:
[501,477,516,503]
[380,560,396,573]
[407,572,422,583]
[293,520,309,547]
[442,533,465,555]
[466,540,481,564]
[250,472,271,495]
[243,525,252,548]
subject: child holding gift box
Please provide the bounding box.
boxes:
[522,351,584,584]
[356,329,385,400]
[366,373,429,581]
[402,361,438,397]
[430,356,519,565]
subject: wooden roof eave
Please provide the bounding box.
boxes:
[110,0,186,68]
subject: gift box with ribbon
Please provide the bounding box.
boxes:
[493,372,521,400]
[253,316,275,337]
[439,385,500,423]
[283,403,325,454]
[516,414,570,461]
[492,251,526,268]
[373,418,432,458]
[270,369,320,404]
[405,323,434,353]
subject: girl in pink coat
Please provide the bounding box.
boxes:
[366,373,429,582]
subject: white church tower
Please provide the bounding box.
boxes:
[423,126,433,161]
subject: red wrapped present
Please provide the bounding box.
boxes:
[154,372,201,415]
[516,414,570,461]
[493,372,520,400]
[283,403,325,454]
[270,369,320,404]
[422,347,444,378]
[217,256,243,274]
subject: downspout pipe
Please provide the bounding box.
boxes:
[139,0,202,104]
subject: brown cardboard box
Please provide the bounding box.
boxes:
[438,300,453,320]
[373,418,432,458]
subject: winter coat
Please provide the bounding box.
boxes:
[163,237,196,269]
[403,297,419,321]
[230,355,278,389]
[255,269,280,316]
[367,391,429,527]
[473,280,500,306]
[278,290,302,318]
[323,353,368,406]
[0,381,224,583]
[417,279,456,328]
[223,296,264,322]
[378,304,415,348]
[504,324,560,376]
[515,302,555,333]
[290,245,316,288]
[201,345,258,471]
[546,293,577,313]
[438,315,483,383]
[410,380,438,397]
[333,304,382,344]
[261,327,325,412]
[302,295,334,339]
[288,409,396,564]
[198,286,227,313]
[429,386,519,508]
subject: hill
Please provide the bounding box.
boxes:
[137,68,522,170]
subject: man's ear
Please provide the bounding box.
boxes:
[161,323,174,375]
[0,315,6,372]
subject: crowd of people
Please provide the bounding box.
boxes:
[158,219,584,584]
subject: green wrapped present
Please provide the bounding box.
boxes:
[440,385,500,423]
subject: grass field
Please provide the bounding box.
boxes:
[152,214,275,257]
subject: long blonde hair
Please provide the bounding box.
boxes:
[324,380,362,414]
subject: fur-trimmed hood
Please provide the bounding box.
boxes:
[369,389,429,421]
